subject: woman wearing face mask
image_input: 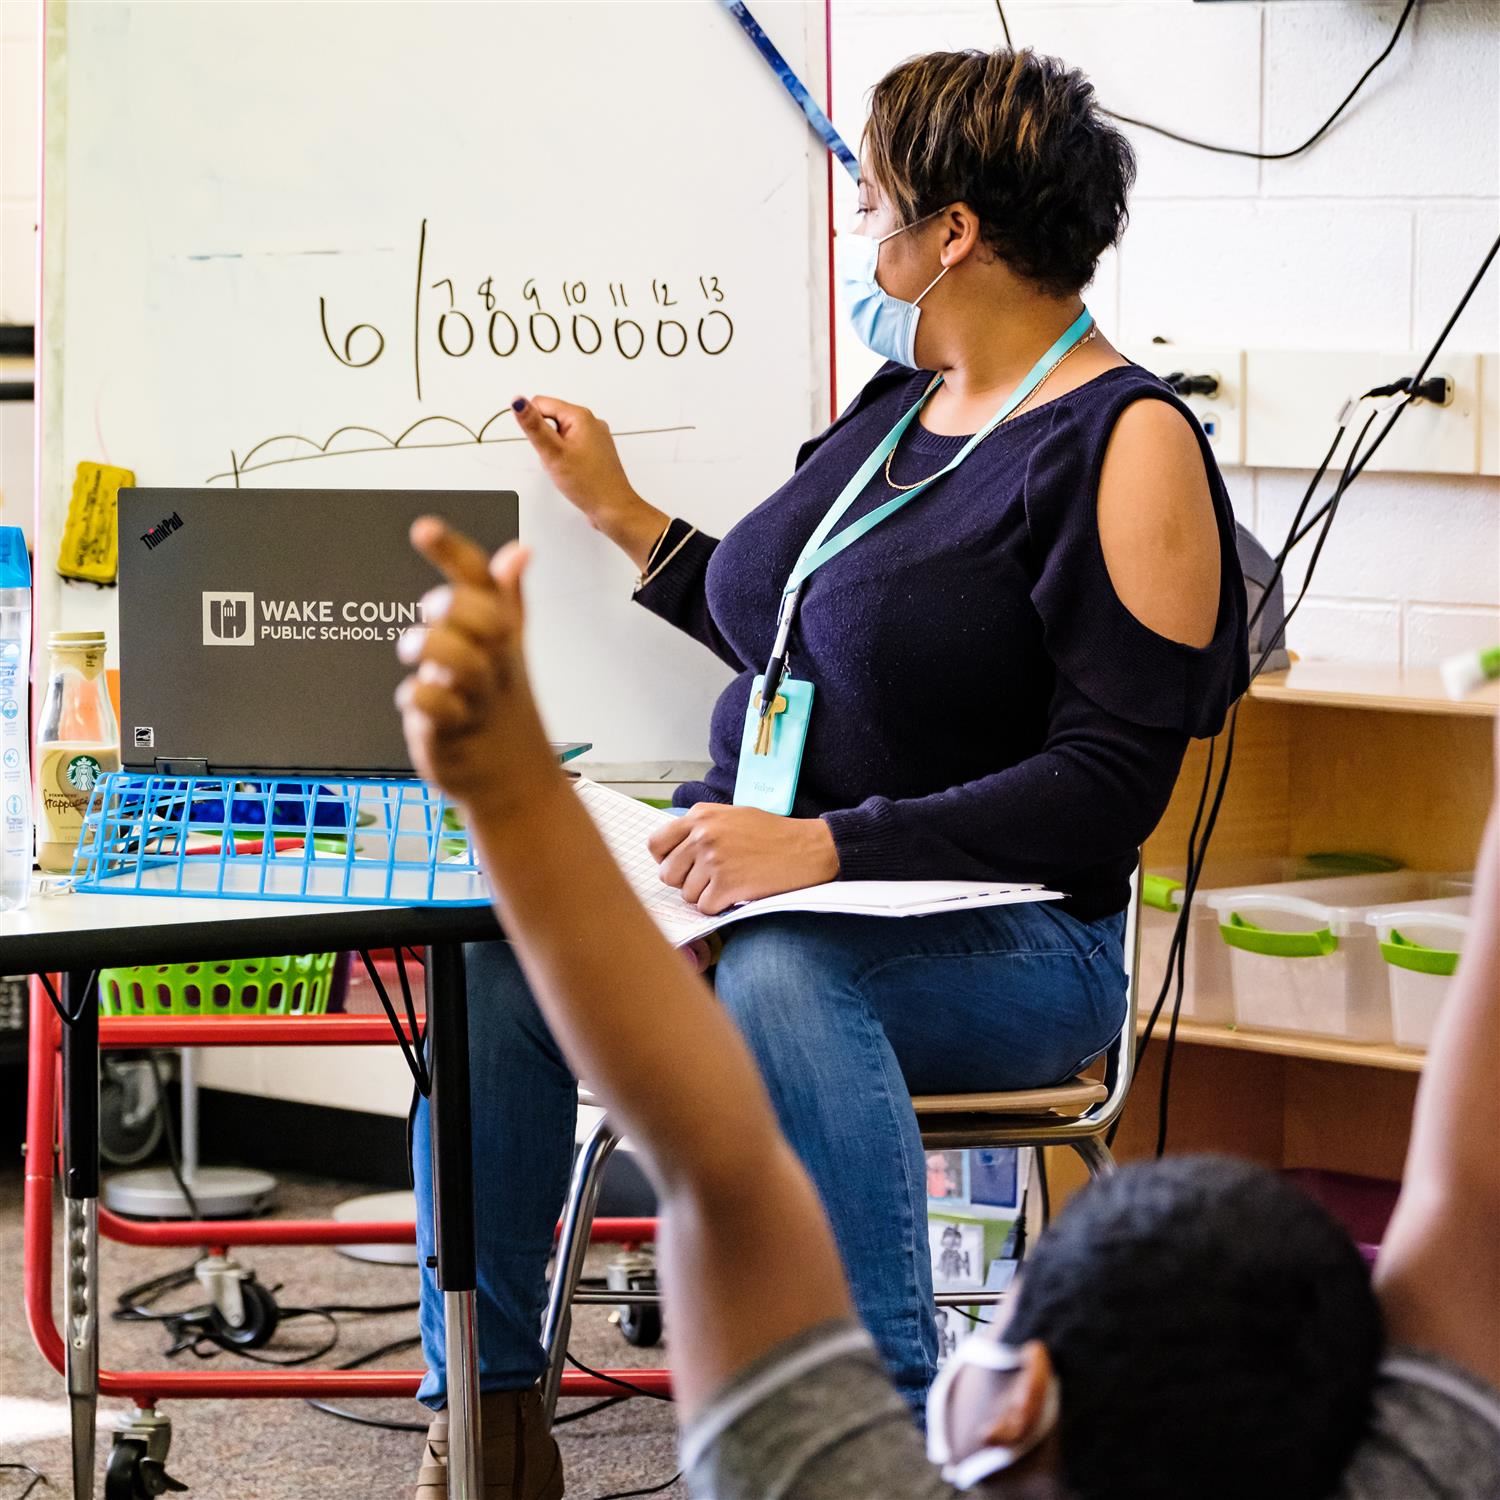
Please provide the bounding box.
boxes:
[408,46,1247,1497]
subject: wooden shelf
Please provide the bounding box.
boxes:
[1137,1014,1425,1073]
[1249,662,1498,717]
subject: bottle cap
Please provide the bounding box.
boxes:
[0,527,30,590]
[48,630,108,648]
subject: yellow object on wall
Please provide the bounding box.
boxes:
[58,461,134,583]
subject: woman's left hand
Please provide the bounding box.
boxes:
[648,805,840,915]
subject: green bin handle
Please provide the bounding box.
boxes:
[1142,873,1185,912]
[1220,912,1338,958]
[1380,930,1459,978]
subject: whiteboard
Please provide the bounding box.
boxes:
[38,0,831,764]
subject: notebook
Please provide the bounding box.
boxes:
[573,778,1062,946]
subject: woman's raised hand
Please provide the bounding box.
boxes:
[511,396,669,569]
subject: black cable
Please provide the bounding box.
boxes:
[145,1052,202,1220]
[1035,1149,1050,1232]
[1105,0,1418,162]
[994,0,1418,164]
[38,968,98,1026]
[590,1474,682,1500]
[554,1396,631,1427]
[0,1463,45,1500]
[565,1350,675,1404]
[359,948,431,1096]
[304,1334,429,1432]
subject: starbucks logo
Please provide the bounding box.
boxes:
[66,755,103,794]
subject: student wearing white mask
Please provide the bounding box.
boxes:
[398,518,1500,1500]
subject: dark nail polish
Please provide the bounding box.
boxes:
[511,397,526,412]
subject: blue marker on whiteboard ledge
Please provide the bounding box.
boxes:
[1440,645,1500,701]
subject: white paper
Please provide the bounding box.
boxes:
[573,778,1061,947]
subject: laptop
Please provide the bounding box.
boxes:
[117,487,523,776]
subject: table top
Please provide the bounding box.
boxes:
[0,882,501,972]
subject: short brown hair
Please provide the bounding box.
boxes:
[863,49,1135,297]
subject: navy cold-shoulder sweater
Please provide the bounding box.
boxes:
[635,362,1249,920]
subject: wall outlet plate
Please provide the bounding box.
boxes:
[1245,350,1482,475]
[1130,345,1246,466]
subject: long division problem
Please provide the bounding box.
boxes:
[319,219,736,401]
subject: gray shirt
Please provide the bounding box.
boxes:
[682,1321,1500,1500]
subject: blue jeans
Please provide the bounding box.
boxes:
[413,900,1126,1410]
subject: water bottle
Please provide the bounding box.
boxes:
[0,527,32,912]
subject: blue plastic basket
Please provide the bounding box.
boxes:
[71,773,489,907]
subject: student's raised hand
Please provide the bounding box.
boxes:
[648,803,840,915]
[397,518,554,815]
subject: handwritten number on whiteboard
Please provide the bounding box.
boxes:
[319,297,385,368]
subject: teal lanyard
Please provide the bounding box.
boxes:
[787,306,1094,595]
[757,307,1095,710]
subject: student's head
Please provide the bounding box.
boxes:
[934,1157,1382,1500]
[852,47,1134,351]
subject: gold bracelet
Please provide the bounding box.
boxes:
[635,525,698,591]
[641,521,672,572]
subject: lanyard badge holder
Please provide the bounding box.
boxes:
[734,308,1095,817]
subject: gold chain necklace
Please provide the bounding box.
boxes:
[883,326,1098,492]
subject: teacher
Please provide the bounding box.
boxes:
[410,45,1248,1500]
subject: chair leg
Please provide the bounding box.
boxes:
[1069,1134,1117,1182]
[540,1113,621,1422]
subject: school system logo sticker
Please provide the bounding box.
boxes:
[203,592,256,646]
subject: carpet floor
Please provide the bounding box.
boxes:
[0,1169,684,1500]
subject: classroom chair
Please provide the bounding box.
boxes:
[538,862,1143,1420]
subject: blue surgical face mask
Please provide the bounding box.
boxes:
[836,209,950,368]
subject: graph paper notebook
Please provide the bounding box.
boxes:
[572,778,1062,947]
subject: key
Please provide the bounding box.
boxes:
[753,692,788,756]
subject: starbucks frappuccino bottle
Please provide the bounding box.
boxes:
[36,630,120,872]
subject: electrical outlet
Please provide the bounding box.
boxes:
[1130,346,1246,466]
[1244,351,1483,475]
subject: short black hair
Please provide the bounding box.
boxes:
[1004,1156,1382,1500]
[864,48,1135,297]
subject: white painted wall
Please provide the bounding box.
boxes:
[828,0,1500,668]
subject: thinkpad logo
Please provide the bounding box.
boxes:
[202,592,256,646]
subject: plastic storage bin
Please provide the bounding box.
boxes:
[1203,871,1466,1044]
[99,954,337,1018]
[1140,854,1404,1026]
[1367,896,1471,1051]
[1140,859,1301,1025]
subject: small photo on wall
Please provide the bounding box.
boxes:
[969,1148,1020,1211]
[934,1304,963,1367]
[925,1150,966,1202]
[929,1219,984,1291]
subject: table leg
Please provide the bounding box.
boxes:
[61,970,99,1500]
[427,943,483,1500]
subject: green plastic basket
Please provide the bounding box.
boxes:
[99,954,337,1018]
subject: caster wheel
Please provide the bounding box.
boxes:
[100,1057,164,1168]
[617,1279,662,1349]
[106,1438,188,1498]
[208,1278,280,1350]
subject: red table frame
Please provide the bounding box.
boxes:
[24,986,670,1407]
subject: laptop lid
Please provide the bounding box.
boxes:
[117,488,519,775]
